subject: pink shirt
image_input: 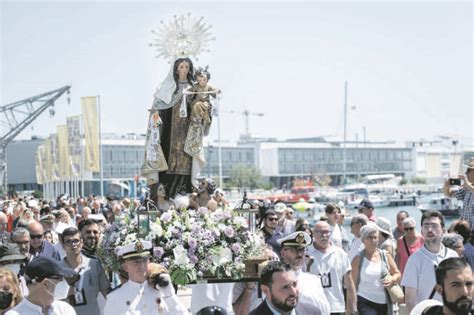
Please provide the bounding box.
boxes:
[396,235,424,275]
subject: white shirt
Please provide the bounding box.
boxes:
[104,280,189,315]
[295,270,331,315]
[6,298,76,315]
[191,283,234,314]
[401,244,458,304]
[307,245,351,313]
[329,224,343,249]
[348,237,364,262]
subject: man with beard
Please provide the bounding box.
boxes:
[278,231,330,314]
[78,219,100,258]
[250,261,299,315]
[413,257,472,315]
[401,210,458,314]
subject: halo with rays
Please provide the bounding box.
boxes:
[150,13,215,61]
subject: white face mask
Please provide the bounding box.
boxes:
[46,279,69,300]
[3,264,21,276]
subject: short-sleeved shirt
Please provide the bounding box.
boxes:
[453,187,474,227]
[396,235,424,275]
[401,245,458,303]
[307,245,352,313]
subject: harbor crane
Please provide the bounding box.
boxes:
[222,109,264,137]
[0,85,71,192]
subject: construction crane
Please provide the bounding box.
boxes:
[223,109,264,137]
[0,85,71,192]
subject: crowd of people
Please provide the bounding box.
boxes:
[0,160,472,314]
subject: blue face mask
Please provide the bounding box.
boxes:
[0,291,13,310]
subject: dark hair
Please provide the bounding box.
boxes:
[194,66,211,81]
[196,306,227,315]
[421,210,445,228]
[60,227,81,243]
[78,219,99,232]
[325,203,340,215]
[173,57,194,89]
[449,220,470,243]
[296,225,313,238]
[435,257,470,285]
[260,261,292,288]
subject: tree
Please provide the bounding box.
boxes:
[229,164,262,189]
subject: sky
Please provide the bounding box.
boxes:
[1,0,473,147]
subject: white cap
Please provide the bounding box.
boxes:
[277,231,312,247]
[273,203,287,213]
[54,222,70,235]
[410,299,442,315]
[116,240,152,260]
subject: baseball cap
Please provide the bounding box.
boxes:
[24,256,76,283]
[355,198,374,209]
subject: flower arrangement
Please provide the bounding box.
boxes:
[98,207,266,286]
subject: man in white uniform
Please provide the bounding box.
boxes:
[401,210,458,314]
[307,221,357,315]
[278,231,330,314]
[104,239,189,315]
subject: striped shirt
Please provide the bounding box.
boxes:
[454,187,474,227]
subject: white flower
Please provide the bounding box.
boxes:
[212,247,233,266]
[173,245,190,265]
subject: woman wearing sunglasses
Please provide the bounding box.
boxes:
[395,217,424,276]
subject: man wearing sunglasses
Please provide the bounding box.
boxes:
[260,210,284,255]
[27,221,60,261]
[6,256,77,315]
[59,227,110,315]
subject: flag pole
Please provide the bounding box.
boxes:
[98,95,104,198]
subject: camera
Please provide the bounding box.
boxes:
[449,178,461,186]
[151,273,170,288]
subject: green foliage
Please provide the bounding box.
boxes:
[229,164,262,189]
[411,176,427,184]
[33,190,43,199]
[399,178,408,185]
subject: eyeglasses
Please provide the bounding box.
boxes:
[267,217,278,222]
[314,230,331,236]
[64,239,81,246]
[422,223,441,230]
[404,227,415,232]
[30,234,43,239]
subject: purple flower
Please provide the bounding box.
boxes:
[160,212,172,223]
[224,226,234,238]
[188,238,197,249]
[231,243,241,253]
[223,211,232,219]
[153,246,164,259]
[189,254,198,264]
[198,207,208,215]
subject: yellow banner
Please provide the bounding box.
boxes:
[67,116,81,176]
[81,97,100,172]
[35,145,44,185]
[43,138,52,182]
[57,125,70,179]
[50,134,60,181]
